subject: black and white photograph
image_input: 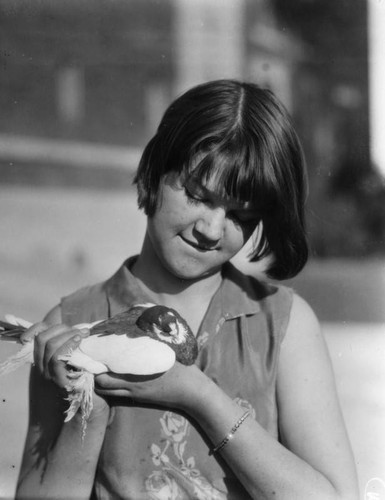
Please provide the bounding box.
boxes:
[0,1,384,499]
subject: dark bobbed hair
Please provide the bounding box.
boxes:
[134,79,308,280]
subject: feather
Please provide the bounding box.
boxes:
[0,341,34,376]
[63,370,95,439]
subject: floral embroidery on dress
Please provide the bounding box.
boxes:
[145,470,183,500]
[145,399,256,499]
[233,397,256,420]
[145,411,226,499]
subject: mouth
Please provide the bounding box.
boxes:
[180,236,217,252]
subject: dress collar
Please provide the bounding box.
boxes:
[217,262,261,319]
[105,256,150,317]
[105,257,262,320]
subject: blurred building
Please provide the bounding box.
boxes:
[266,0,381,257]
[0,0,174,145]
[1,0,382,256]
[0,0,369,150]
[0,0,247,143]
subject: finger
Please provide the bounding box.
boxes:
[94,372,158,400]
[20,321,49,344]
[34,324,74,374]
[95,388,131,399]
[48,335,85,388]
[94,375,132,399]
[43,328,87,380]
[94,373,133,395]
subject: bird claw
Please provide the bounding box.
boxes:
[66,368,84,380]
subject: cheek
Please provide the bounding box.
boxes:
[226,223,250,252]
[149,203,193,241]
[166,201,201,232]
[157,188,196,226]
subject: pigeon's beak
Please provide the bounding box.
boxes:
[158,314,174,333]
[163,323,175,338]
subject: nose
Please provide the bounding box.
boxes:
[194,206,226,244]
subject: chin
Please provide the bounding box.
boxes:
[169,262,221,281]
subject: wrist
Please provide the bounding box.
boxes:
[177,370,249,447]
[178,366,221,416]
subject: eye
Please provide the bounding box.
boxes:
[184,186,208,205]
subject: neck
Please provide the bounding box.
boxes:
[132,236,222,307]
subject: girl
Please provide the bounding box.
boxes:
[16,80,358,499]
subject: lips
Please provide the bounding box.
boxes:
[180,235,217,252]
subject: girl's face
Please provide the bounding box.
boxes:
[145,173,260,281]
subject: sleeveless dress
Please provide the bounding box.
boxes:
[61,257,293,500]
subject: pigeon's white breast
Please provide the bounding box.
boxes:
[77,334,176,375]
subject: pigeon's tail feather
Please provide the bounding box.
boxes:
[4,315,33,329]
[0,319,27,342]
[0,342,34,376]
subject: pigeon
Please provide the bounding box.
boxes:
[0,303,198,432]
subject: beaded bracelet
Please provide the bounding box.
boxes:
[211,410,251,454]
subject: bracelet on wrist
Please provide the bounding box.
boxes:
[211,410,251,454]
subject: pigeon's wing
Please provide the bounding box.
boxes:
[5,315,33,329]
[0,321,25,340]
[0,342,34,376]
[89,303,155,338]
[0,319,29,342]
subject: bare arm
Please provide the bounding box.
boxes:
[16,306,110,500]
[276,295,359,498]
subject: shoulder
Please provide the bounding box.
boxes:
[60,281,110,325]
[60,257,139,325]
[62,281,107,304]
[41,280,108,326]
[278,292,328,382]
[43,304,62,325]
[222,263,294,338]
[285,293,321,340]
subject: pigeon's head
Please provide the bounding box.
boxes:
[136,305,198,365]
[137,306,189,344]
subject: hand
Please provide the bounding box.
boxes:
[95,361,208,413]
[22,322,88,385]
[21,322,109,416]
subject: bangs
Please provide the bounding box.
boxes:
[185,140,279,214]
